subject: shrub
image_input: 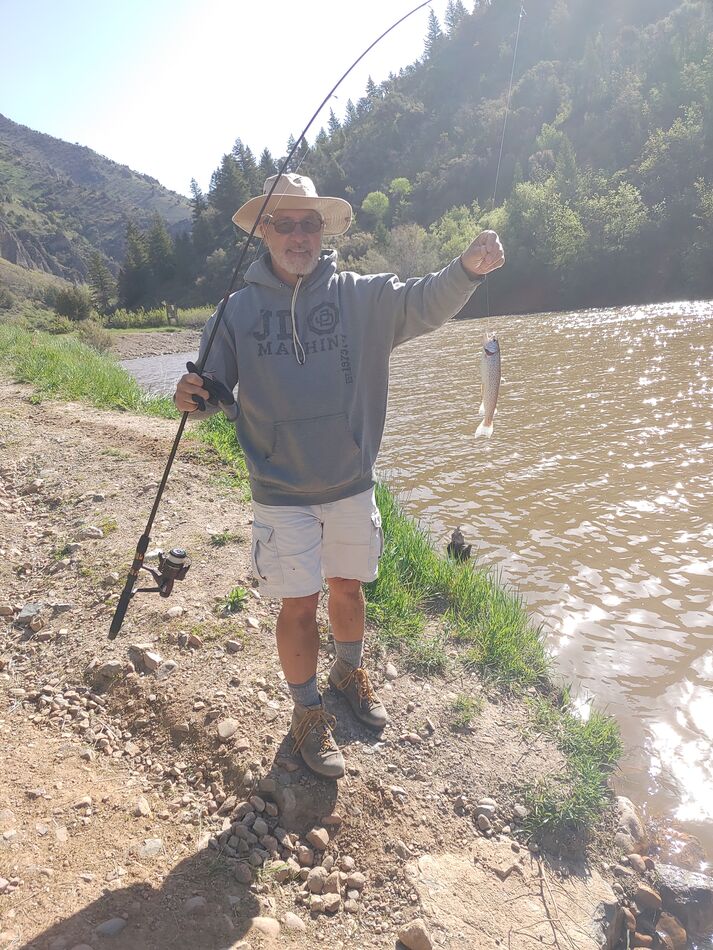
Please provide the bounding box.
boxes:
[51,284,93,321]
[76,320,113,353]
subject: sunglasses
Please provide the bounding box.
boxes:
[264,215,324,235]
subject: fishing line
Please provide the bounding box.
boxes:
[109,0,435,639]
[486,2,526,320]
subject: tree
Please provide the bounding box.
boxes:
[147,214,176,301]
[365,76,378,100]
[361,191,390,227]
[53,284,93,321]
[258,148,277,182]
[344,99,358,125]
[118,222,150,310]
[445,0,468,33]
[87,252,116,315]
[189,179,207,221]
[424,10,443,57]
[327,109,341,135]
[430,203,482,263]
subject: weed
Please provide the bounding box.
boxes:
[210,530,240,547]
[100,517,118,536]
[448,692,484,730]
[218,586,248,614]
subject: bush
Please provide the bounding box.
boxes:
[76,320,113,353]
[0,287,16,311]
[51,284,93,322]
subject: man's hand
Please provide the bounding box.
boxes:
[460,230,505,278]
[174,372,209,413]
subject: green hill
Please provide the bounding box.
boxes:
[0,113,191,284]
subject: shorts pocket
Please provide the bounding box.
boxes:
[368,509,384,573]
[251,522,283,585]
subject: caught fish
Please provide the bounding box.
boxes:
[475,335,501,439]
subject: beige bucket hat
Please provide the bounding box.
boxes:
[232,173,353,236]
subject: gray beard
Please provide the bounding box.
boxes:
[271,247,320,276]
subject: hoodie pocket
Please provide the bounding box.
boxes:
[262,413,361,493]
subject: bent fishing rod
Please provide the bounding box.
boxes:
[108,0,434,639]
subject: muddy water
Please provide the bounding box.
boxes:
[123,301,713,858]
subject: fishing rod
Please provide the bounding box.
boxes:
[108,0,435,639]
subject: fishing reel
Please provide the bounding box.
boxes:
[108,546,191,639]
[135,548,191,597]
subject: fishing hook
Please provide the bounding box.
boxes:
[108,0,434,639]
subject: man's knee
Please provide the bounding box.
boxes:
[326,577,363,602]
[279,593,320,626]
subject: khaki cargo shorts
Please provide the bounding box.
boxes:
[250,487,384,599]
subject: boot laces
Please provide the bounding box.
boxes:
[292,706,337,756]
[338,667,378,708]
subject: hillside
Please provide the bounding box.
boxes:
[0,113,191,283]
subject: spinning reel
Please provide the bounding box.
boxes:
[108,546,191,640]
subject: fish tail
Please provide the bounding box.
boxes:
[475,420,494,439]
[478,401,485,416]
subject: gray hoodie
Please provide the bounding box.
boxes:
[194,249,483,506]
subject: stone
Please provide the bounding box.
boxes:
[346,872,366,890]
[344,899,359,913]
[217,719,239,742]
[15,603,43,626]
[512,804,529,821]
[635,882,662,912]
[322,893,340,914]
[627,853,647,874]
[477,814,492,832]
[253,817,268,837]
[297,846,314,866]
[156,660,178,680]
[184,895,208,916]
[283,911,306,931]
[657,863,713,937]
[306,867,328,893]
[249,917,280,937]
[95,918,127,937]
[79,526,104,540]
[323,870,341,894]
[398,918,433,950]
[138,838,163,858]
[306,827,329,850]
[234,863,252,885]
[226,640,243,653]
[309,895,324,913]
[656,912,687,950]
[165,605,184,619]
[385,662,399,680]
[615,796,647,853]
[631,935,653,948]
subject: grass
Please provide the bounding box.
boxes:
[447,692,484,730]
[218,586,249,614]
[209,530,241,547]
[0,325,622,844]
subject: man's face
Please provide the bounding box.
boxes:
[261,209,324,279]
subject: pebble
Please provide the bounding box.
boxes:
[282,911,306,931]
[477,814,492,832]
[78,526,104,540]
[385,662,399,680]
[217,719,239,742]
[249,917,281,937]
[512,804,529,821]
[398,918,433,950]
[306,827,329,850]
[627,853,647,874]
[635,882,662,912]
[184,895,208,915]
[139,838,163,858]
[95,918,127,937]
[165,605,184,619]
[226,640,243,653]
[246,616,260,630]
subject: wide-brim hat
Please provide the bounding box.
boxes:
[232,173,353,236]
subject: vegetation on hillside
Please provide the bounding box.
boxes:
[2,0,712,318]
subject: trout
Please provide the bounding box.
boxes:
[475,335,501,439]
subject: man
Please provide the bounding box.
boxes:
[174,173,504,780]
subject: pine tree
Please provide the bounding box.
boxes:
[445,0,468,33]
[147,215,176,297]
[258,148,277,182]
[344,99,358,125]
[365,76,378,99]
[425,10,443,57]
[328,109,341,135]
[209,155,249,231]
[118,222,150,310]
[87,251,116,315]
[189,179,207,222]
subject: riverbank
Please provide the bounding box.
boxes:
[109,328,203,360]
[1,326,709,949]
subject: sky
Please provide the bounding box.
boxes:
[3,0,458,197]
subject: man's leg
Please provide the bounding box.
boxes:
[276,593,321,693]
[326,576,387,732]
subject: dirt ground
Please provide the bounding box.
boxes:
[110,330,202,361]
[0,380,621,950]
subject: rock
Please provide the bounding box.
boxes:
[323,870,341,894]
[226,640,243,653]
[249,917,280,937]
[398,918,433,950]
[156,660,178,680]
[217,719,239,742]
[15,603,43,626]
[656,912,687,950]
[184,895,208,916]
[94,660,123,683]
[306,827,329,850]
[631,935,653,948]
[134,797,151,817]
[138,838,163,858]
[253,817,268,837]
[283,911,306,931]
[627,853,647,874]
[78,526,104,540]
[246,616,260,630]
[635,883,662,913]
[323,893,341,914]
[475,803,496,819]
[385,662,399,680]
[657,863,713,937]
[165,606,184,619]
[344,899,359,913]
[340,856,356,872]
[346,872,366,891]
[309,895,324,913]
[306,867,328,894]
[477,814,492,832]
[95,918,127,937]
[512,803,529,821]
[234,863,252,885]
[615,796,647,853]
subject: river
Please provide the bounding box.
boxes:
[121,299,713,860]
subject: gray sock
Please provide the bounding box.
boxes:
[334,638,364,669]
[288,673,320,709]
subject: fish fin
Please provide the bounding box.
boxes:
[475,420,494,439]
[478,401,485,416]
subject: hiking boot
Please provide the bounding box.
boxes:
[290,701,345,780]
[328,658,388,731]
